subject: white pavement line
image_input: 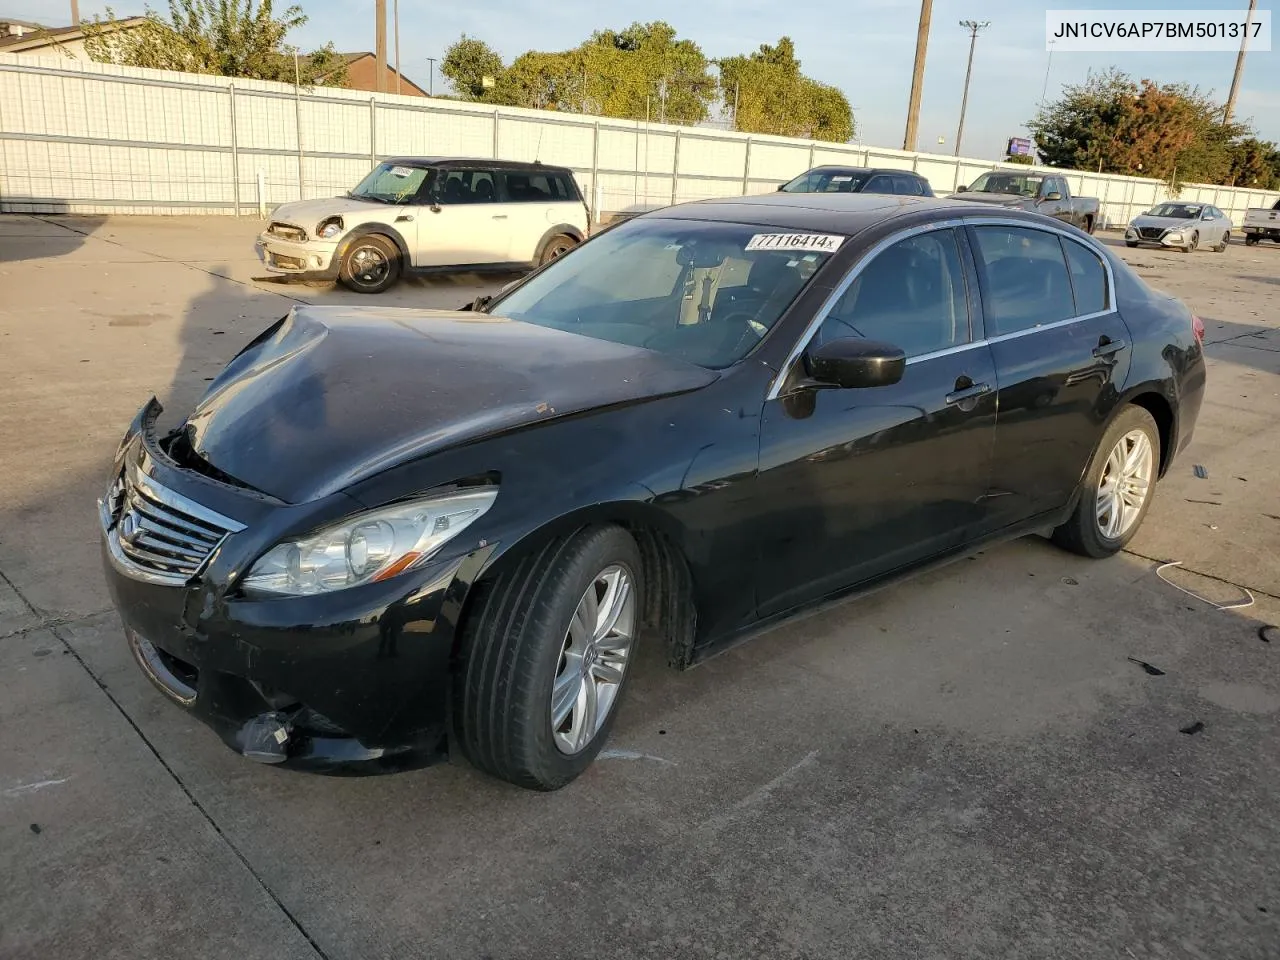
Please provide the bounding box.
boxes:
[598,748,677,766]
[3,777,69,797]
[699,750,820,833]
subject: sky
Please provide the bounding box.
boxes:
[10,0,1278,158]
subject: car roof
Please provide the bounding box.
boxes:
[381,157,574,173]
[640,192,984,234]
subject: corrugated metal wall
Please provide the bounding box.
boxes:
[3,53,1277,225]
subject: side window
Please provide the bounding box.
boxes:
[816,230,970,358]
[438,169,497,204]
[1062,238,1109,316]
[1052,177,1069,197]
[972,226,1074,336]
[891,176,914,195]
[552,172,580,201]
[863,176,893,194]
[503,171,558,203]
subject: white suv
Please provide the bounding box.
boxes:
[256,158,590,293]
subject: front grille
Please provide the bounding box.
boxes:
[268,221,307,242]
[1138,227,1167,241]
[103,469,242,585]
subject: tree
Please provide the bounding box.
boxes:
[441,35,505,101]
[718,38,854,143]
[83,1,346,85]
[1027,68,1273,188]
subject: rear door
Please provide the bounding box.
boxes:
[968,222,1132,532]
[498,169,581,263]
[415,166,506,266]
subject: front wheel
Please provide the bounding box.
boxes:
[1182,231,1199,254]
[338,235,401,293]
[1125,240,1139,248]
[1052,405,1160,558]
[453,525,643,790]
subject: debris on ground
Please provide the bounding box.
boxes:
[1185,499,1222,506]
[1180,721,1205,736]
[1061,577,1079,586]
[1127,657,1166,676]
[1193,464,1209,479]
[1155,561,1254,611]
[29,823,41,835]
[1260,626,1276,644]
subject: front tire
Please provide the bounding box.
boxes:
[1052,406,1160,558]
[1125,240,1139,248]
[454,526,643,790]
[1182,231,1199,254]
[338,235,401,293]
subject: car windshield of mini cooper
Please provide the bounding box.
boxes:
[490,218,841,368]
[349,162,434,204]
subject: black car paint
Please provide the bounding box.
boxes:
[101,195,1205,773]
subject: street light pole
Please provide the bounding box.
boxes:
[1224,0,1257,123]
[70,0,79,23]
[1041,39,1055,104]
[903,0,933,151]
[954,20,990,158]
[426,58,437,97]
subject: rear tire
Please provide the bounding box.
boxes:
[338,235,401,293]
[1052,406,1160,559]
[1215,232,1230,252]
[1245,235,1259,246]
[453,525,643,790]
[538,234,577,266]
[1083,215,1095,235]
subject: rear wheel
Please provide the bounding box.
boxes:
[338,235,401,293]
[1215,231,1230,252]
[453,525,642,790]
[1052,406,1160,558]
[1083,215,1095,235]
[538,234,577,266]
[1245,235,1259,246]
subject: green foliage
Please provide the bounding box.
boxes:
[1027,68,1276,188]
[1005,153,1034,165]
[83,1,347,86]
[717,38,854,142]
[440,26,853,141]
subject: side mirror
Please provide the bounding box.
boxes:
[803,338,906,390]
[956,184,969,193]
[1043,191,1063,202]
[1201,213,1214,221]
[777,184,787,192]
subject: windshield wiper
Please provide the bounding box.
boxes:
[348,192,392,204]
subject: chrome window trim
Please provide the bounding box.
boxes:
[767,215,1117,401]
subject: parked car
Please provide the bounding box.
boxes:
[950,171,1099,234]
[103,193,1205,790]
[778,165,936,197]
[255,158,590,293]
[1242,197,1280,246]
[1125,202,1233,253]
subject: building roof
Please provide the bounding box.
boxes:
[327,51,430,97]
[0,16,148,51]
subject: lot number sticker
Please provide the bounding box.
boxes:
[746,233,844,253]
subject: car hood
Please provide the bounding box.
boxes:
[266,196,395,228]
[1130,215,1195,231]
[179,306,719,503]
[948,191,1027,206]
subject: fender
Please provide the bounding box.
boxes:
[532,223,586,262]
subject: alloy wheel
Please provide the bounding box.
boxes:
[550,564,636,754]
[349,245,389,286]
[1095,429,1154,540]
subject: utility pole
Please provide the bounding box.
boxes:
[1041,40,1055,104]
[1224,0,1258,123]
[374,0,387,94]
[426,58,437,97]
[393,0,401,94]
[70,0,79,23]
[903,0,933,151]
[954,20,990,157]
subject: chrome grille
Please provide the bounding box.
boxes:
[1138,227,1166,241]
[102,469,244,585]
[268,221,307,242]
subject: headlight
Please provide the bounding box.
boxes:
[1165,232,1182,241]
[316,216,344,240]
[241,488,497,597]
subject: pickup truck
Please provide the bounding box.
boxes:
[949,171,1100,233]
[1242,198,1280,245]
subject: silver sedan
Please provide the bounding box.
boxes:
[1125,202,1234,253]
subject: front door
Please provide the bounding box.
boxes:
[754,226,998,617]
[414,167,507,266]
[966,223,1133,531]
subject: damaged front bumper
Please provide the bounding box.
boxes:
[255,233,341,280]
[99,399,484,774]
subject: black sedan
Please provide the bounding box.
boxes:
[779,165,936,197]
[100,193,1206,790]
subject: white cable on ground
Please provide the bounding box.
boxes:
[1155,560,1255,611]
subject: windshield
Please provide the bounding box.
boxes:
[349,162,434,204]
[1148,203,1203,219]
[489,218,842,369]
[780,170,871,193]
[969,172,1044,197]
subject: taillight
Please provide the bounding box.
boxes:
[1192,314,1205,344]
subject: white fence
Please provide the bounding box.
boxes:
[2,53,1277,227]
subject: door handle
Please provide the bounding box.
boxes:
[395,215,414,223]
[492,214,508,220]
[945,382,992,405]
[1093,337,1128,358]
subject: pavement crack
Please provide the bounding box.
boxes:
[1123,548,1280,603]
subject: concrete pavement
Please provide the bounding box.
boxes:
[1,216,1277,959]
